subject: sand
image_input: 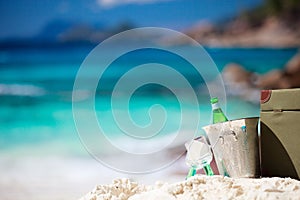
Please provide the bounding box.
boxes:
[80,175,300,200]
[0,154,186,200]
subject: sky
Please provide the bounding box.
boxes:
[0,0,263,39]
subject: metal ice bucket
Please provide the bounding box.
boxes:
[203,117,260,178]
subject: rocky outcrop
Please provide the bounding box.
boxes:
[185,17,300,48]
[222,52,300,103]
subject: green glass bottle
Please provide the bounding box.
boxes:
[211,97,229,177]
[211,97,228,123]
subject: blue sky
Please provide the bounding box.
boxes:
[0,0,262,39]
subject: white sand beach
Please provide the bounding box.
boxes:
[80,175,300,200]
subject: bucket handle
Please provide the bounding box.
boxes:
[210,120,238,150]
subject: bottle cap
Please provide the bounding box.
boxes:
[210,97,218,104]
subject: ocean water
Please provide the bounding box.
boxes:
[0,45,297,156]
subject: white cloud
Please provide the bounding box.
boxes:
[97,0,173,8]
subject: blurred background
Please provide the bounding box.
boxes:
[0,0,300,199]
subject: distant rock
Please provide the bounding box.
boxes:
[37,19,110,44]
[182,0,300,48]
[47,20,134,44]
[184,17,300,48]
[221,51,300,103]
[283,52,300,88]
[35,19,77,42]
[221,63,260,104]
[57,24,96,43]
[285,52,300,74]
[0,19,135,47]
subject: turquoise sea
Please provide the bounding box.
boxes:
[0,45,298,157]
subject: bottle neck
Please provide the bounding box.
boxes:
[211,102,220,110]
